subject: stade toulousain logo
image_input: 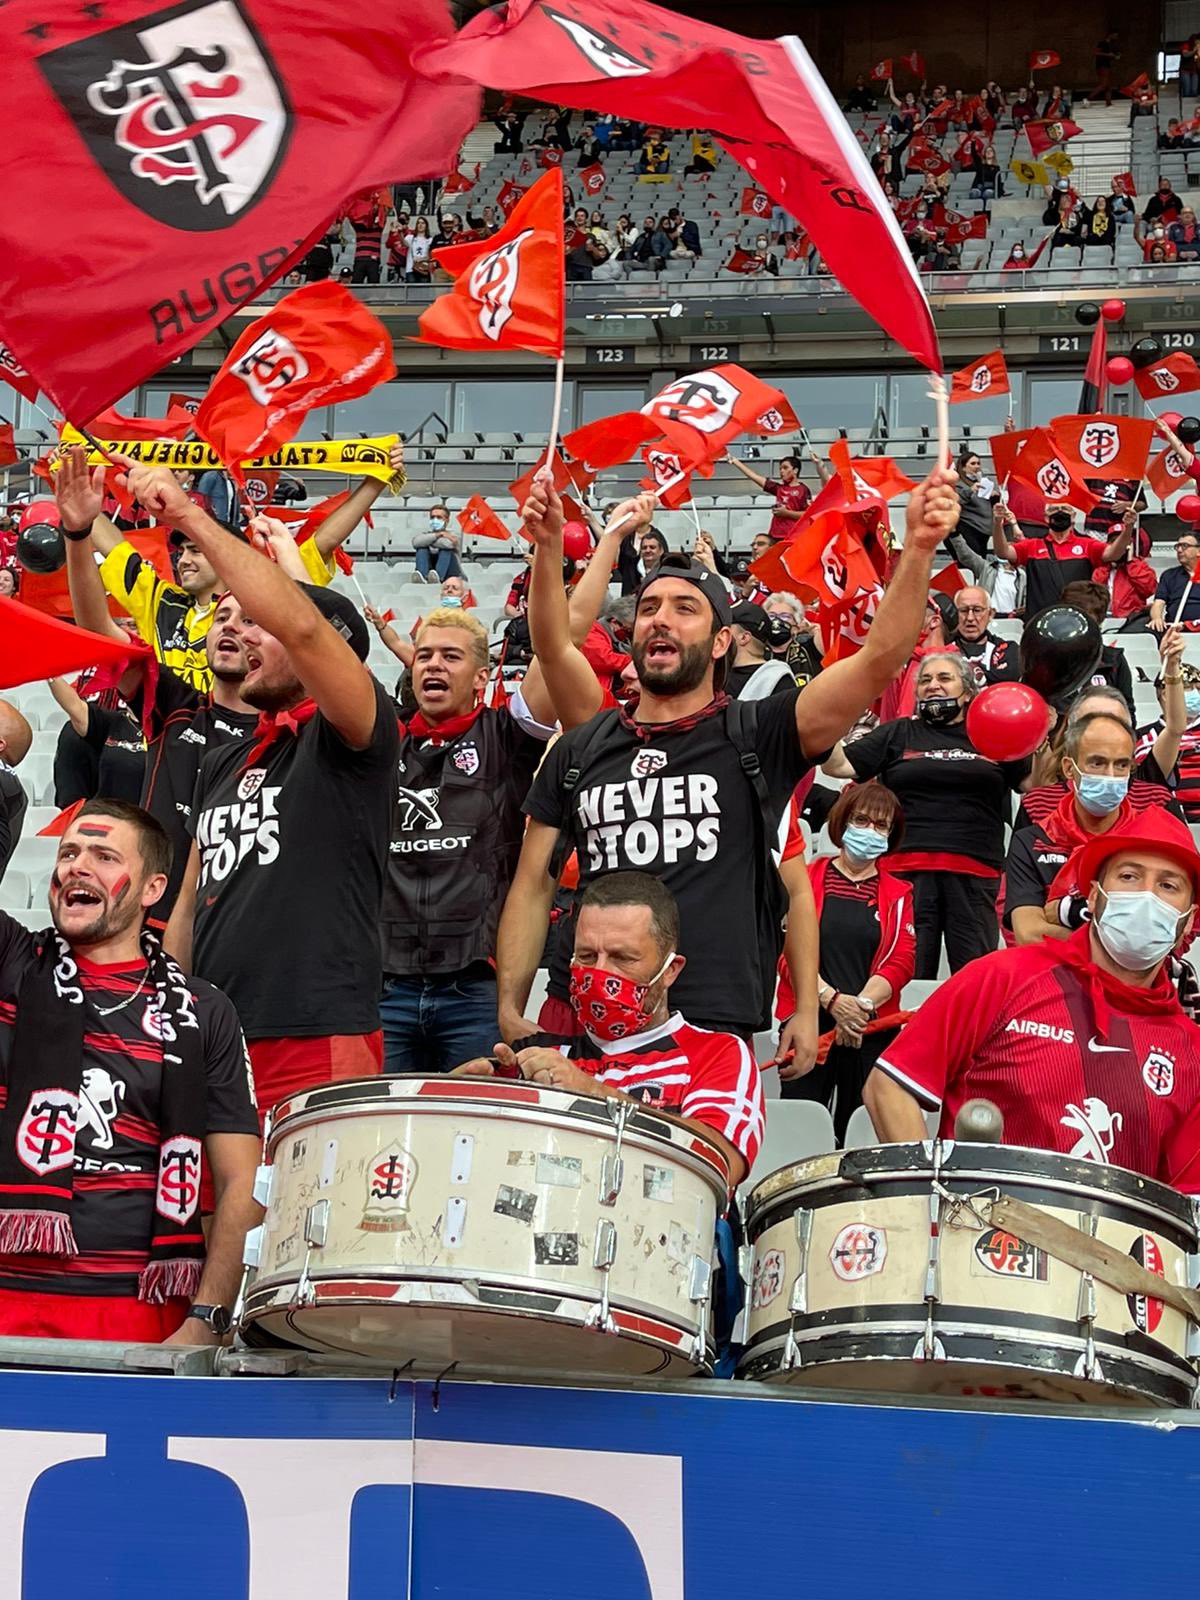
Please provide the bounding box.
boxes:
[542,8,652,76]
[38,0,291,232]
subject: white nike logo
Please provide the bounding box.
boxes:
[1087,1037,1126,1054]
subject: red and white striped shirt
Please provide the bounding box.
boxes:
[570,1013,765,1172]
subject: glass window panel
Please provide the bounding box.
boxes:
[891,373,1011,433]
[577,385,647,425]
[332,381,448,440]
[776,374,882,430]
[1030,377,1084,426]
[453,379,573,435]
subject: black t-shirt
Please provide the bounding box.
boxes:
[132,671,258,921]
[1003,824,1070,926]
[54,722,98,809]
[84,703,145,803]
[190,680,399,1040]
[525,693,813,1033]
[957,633,1021,686]
[0,767,26,885]
[0,914,256,1297]
[820,867,879,997]
[846,717,1028,870]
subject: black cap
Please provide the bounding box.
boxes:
[637,554,733,627]
[299,582,371,662]
[731,600,776,644]
[730,557,752,580]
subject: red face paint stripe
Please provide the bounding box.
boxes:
[77,824,112,836]
[111,874,131,903]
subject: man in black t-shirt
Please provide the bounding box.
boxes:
[498,465,962,1043]
[119,461,399,1128]
[0,700,31,885]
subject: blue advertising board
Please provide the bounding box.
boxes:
[0,1369,1197,1598]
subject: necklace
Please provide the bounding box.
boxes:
[91,969,149,1019]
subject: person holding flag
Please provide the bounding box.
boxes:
[992,492,1131,616]
[723,449,832,538]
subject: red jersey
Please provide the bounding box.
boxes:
[764,477,811,540]
[876,929,1200,1191]
[569,1013,764,1172]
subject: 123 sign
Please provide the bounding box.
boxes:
[586,345,634,365]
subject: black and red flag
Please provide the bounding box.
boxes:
[1078,316,1108,414]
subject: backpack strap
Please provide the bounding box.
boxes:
[547,710,623,880]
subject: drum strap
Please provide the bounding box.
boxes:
[988,1195,1200,1325]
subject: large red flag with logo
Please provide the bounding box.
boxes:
[1029,48,1061,71]
[0,345,39,404]
[641,365,799,469]
[563,413,663,470]
[774,511,882,606]
[1050,414,1156,481]
[194,281,393,473]
[417,168,564,358]
[0,0,479,422]
[0,426,16,469]
[740,188,772,217]
[458,494,511,541]
[1148,443,1193,500]
[1026,118,1083,155]
[1009,429,1100,513]
[639,446,693,509]
[1133,353,1200,402]
[416,0,940,371]
[949,351,1009,403]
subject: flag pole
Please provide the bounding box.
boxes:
[928,373,951,470]
[544,354,566,470]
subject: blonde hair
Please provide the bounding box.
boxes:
[415,608,490,669]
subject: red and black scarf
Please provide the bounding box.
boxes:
[402,705,484,746]
[0,928,208,1303]
[243,697,317,769]
[617,692,730,744]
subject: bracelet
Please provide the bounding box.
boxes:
[1164,675,1183,684]
[827,991,840,1009]
[62,522,94,542]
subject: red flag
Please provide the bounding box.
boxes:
[496,179,529,218]
[0,0,478,424]
[942,213,988,245]
[1078,318,1109,414]
[1029,49,1061,71]
[905,141,951,177]
[167,392,202,418]
[930,563,963,599]
[641,365,799,470]
[1112,172,1137,198]
[1050,414,1156,481]
[770,512,880,607]
[0,594,151,690]
[508,451,577,509]
[739,187,772,217]
[563,413,663,471]
[538,146,564,168]
[0,425,16,469]
[0,345,38,404]
[1009,429,1100,513]
[418,168,564,358]
[38,798,86,839]
[989,427,1033,485]
[1122,71,1151,97]
[639,447,693,509]
[869,59,892,82]
[785,233,811,261]
[1133,353,1200,402]
[1149,444,1193,499]
[724,247,762,274]
[1026,118,1083,155]
[949,351,1009,403]
[194,282,393,475]
[243,469,281,507]
[83,404,196,441]
[899,51,925,77]
[441,169,477,194]
[458,494,511,540]
[417,5,940,371]
[579,163,607,197]
[518,157,532,177]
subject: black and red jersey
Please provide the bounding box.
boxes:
[1011,533,1108,615]
[876,928,1200,1191]
[1014,778,1181,833]
[1138,721,1200,822]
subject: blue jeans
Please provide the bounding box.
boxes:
[380,970,499,1074]
[414,547,462,581]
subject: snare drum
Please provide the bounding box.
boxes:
[738,1141,1200,1407]
[237,1076,729,1377]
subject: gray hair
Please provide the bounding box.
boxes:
[1066,683,1131,727]
[603,594,637,628]
[764,591,807,626]
[1063,711,1135,765]
[915,650,977,702]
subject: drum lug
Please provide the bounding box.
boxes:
[781,1328,802,1371]
[586,1219,619,1336]
[688,1253,712,1304]
[919,1140,948,1357]
[252,1163,274,1209]
[295,1200,331,1311]
[913,1334,946,1363]
[790,1210,814,1315]
[1074,1210,1100,1382]
[241,1223,264,1270]
[738,1244,755,1286]
[599,1152,625,1207]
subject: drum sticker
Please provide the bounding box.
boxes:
[642,1164,675,1203]
[751,1248,785,1311]
[1126,1233,1165,1334]
[359,1142,417,1232]
[534,1232,579,1266]
[667,1221,692,1264]
[273,1231,299,1267]
[972,1228,1048,1281]
[494,1184,537,1224]
[289,1138,307,1169]
[828,1224,888,1282]
[536,1153,582,1188]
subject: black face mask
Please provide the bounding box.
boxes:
[917,695,961,727]
[1047,512,1073,533]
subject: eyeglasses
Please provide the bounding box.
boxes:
[1176,542,1199,551]
[956,605,988,615]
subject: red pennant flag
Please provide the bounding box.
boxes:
[1009,429,1100,513]
[942,213,988,245]
[0,0,478,424]
[0,425,16,469]
[639,447,693,509]
[1029,49,1061,71]
[579,163,607,197]
[1112,172,1137,198]
[0,345,39,404]
[905,141,951,177]
[458,494,511,540]
[1026,118,1083,155]
[899,50,925,76]
[508,451,577,509]
[417,9,941,372]
[739,187,772,217]
[442,169,477,194]
[1049,414,1156,481]
[949,351,1010,403]
[1133,353,1200,401]
[496,179,529,218]
[0,594,151,690]
[930,563,963,599]
[1149,443,1193,499]
[563,413,664,471]
[194,282,394,476]
[640,365,799,470]
[537,147,564,168]
[418,168,564,358]
[167,393,202,418]
[724,247,762,274]
[869,59,892,82]
[1122,71,1151,97]
[82,404,196,441]
[38,798,87,839]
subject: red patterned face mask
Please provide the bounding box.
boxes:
[568,954,675,1042]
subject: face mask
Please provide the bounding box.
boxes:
[569,952,675,1042]
[917,695,961,727]
[1095,887,1188,971]
[842,824,889,862]
[1186,691,1200,721]
[441,594,463,608]
[1047,512,1073,532]
[1069,763,1128,817]
[755,239,767,250]
[430,516,446,531]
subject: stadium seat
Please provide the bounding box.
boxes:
[744,1099,836,1188]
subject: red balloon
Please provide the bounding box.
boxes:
[966,683,1051,762]
[561,520,592,561]
[1105,356,1134,385]
[1100,298,1126,322]
[1177,494,1200,525]
[1160,411,1184,432]
[18,499,59,531]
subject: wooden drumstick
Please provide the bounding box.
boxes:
[954,1098,1004,1143]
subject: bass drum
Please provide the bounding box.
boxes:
[738,1141,1199,1407]
[238,1076,729,1379]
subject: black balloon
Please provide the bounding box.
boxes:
[16,523,65,575]
[1130,336,1165,370]
[1020,605,1102,712]
[1178,416,1200,444]
[1074,302,1101,327]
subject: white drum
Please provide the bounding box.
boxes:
[237,1075,730,1377]
[738,1141,1200,1407]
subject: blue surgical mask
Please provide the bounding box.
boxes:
[1095,888,1187,971]
[1069,762,1128,817]
[842,824,889,862]
[430,516,446,531]
[440,594,463,608]
[1186,690,1200,722]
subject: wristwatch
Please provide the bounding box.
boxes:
[856,994,878,1015]
[186,1303,233,1336]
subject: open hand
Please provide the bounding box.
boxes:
[54,445,105,533]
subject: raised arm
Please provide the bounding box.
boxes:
[55,447,130,646]
[47,676,90,737]
[567,494,654,646]
[1099,507,1133,565]
[121,460,378,750]
[792,466,960,758]
[522,478,606,731]
[309,440,406,560]
[991,501,1020,563]
[364,604,414,668]
[723,453,767,490]
[1152,624,1188,779]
